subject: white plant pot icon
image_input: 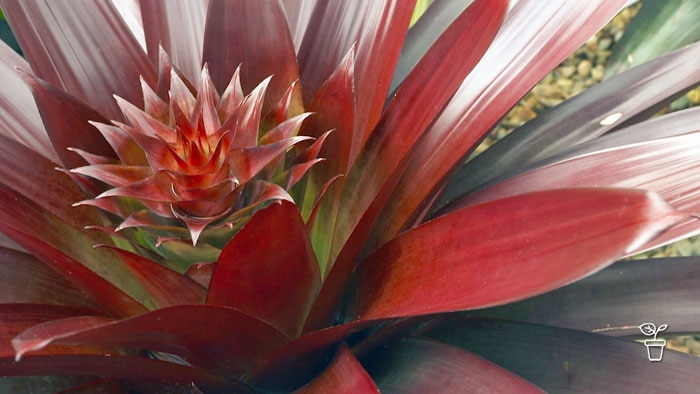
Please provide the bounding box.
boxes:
[644,339,666,362]
[639,322,668,362]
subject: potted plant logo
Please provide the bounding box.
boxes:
[639,322,668,362]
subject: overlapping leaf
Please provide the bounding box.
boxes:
[471,257,700,337]
[362,337,543,393]
[0,0,156,120]
[419,318,700,393]
[349,188,685,321]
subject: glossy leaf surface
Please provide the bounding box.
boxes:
[420,318,700,393]
[0,0,156,120]
[362,337,543,393]
[203,0,300,110]
[21,73,118,170]
[350,188,685,321]
[139,0,207,85]
[446,132,700,253]
[295,344,378,394]
[606,0,700,77]
[471,257,700,337]
[0,41,56,161]
[207,201,320,339]
[440,41,700,205]
[11,305,288,379]
[0,355,238,393]
[305,0,506,330]
[297,0,415,153]
[372,0,627,248]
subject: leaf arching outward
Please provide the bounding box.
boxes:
[370,0,627,250]
[349,188,685,321]
[361,337,544,393]
[20,72,118,170]
[419,318,700,393]
[0,355,239,393]
[304,0,506,331]
[11,305,289,379]
[295,344,378,394]
[0,0,156,120]
[444,132,700,254]
[208,200,321,339]
[471,257,700,337]
[439,41,700,205]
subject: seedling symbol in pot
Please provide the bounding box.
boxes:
[639,322,668,361]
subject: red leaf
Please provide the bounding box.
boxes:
[349,188,686,321]
[448,132,700,254]
[0,133,105,230]
[208,201,321,339]
[0,0,156,120]
[362,337,543,393]
[0,247,99,308]
[0,355,238,393]
[0,42,57,162]
[139,0,207,86]
[20,72,118,170]
[10,305,288,379]
[0,304,106,357]
[280,0,317,52]
[304,0,507,331]
[295,344,378,394]
[203,0,301,111]
[374,0,627,250]
[297,0,415,151]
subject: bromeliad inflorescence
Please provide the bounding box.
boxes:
[68,52,323,270]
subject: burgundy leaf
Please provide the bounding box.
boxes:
[297,0,415,153]
[349,188,685,321]
[20,72,118,170]
[374,0,626,249]
[388,0,476,93]
[10,305,288,379]
[440,40,700,204]
[362,337,543,393]
[0,134,105,230]
[472,257,700,337]
[445,132,700,254]
[139,0,207,86]
[295,344,378,394]
[203,0,301,112]
[208,200,321,339]
[0,304,106,357]
[246,320,377,391]
[419,318,700,393]
[305,0,507,330]
[0,247,98,308]
[0,42,57,162]
[0,0,156,120]
[0,355,238,393]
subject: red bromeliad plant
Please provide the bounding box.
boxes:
[1,0,700,392]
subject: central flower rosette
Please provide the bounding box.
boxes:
[70,55,322,271]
